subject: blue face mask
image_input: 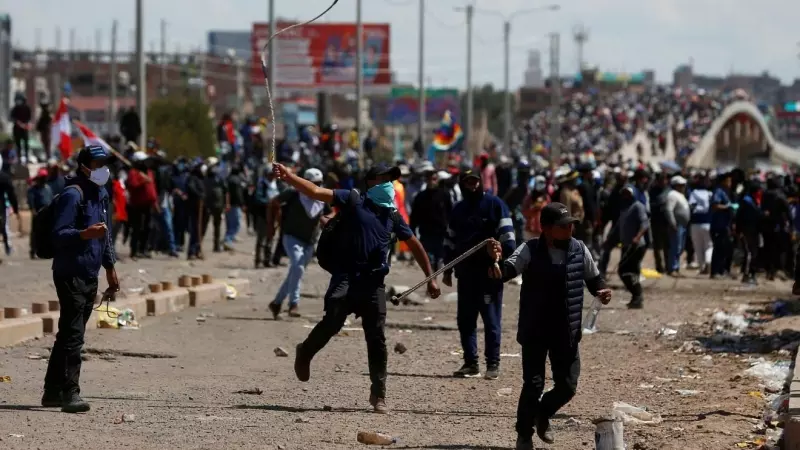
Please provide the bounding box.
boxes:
[366,182,396,210]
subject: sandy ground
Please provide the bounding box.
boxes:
[0,228,795,450]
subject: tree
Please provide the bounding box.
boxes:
[147,96,215,158]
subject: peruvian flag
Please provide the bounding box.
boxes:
[74,120,113,153]
[51,98,72,159]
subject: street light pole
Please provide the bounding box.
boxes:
[465,4,474,150]
[417,0,426,148]
[355,0,364,161]
[135,0,146,149]
[503,20,511,154]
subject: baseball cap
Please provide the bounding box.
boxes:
[459,169,481,182]
[303,168,324,183]
[540,202,580,227]
[365,163,401,182]
[36,168,49,178]
[76,145,110,166]
[670,175,687,186]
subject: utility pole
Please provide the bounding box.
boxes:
[135,0,146,149]
[572,24,589,72]
[160,19,167,96]
[55,27,61,51]
[548,32,561,165]
[502,20,511,154]
[95,28,102,61]
[199,51,207,103]
[109,20,118,136]
[68,28,75,77]
[355,0,364,160]
[465,4,474,150]
[417,0,426,148]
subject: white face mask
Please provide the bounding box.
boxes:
[89,166,110,186]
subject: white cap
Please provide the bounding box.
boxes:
[131,151,148,162]
[206,156,219,167]
[436,170,452,180]
[670,175,687,186]
[303,168,324,183]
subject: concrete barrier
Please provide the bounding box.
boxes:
[0,316,44,347]
[225,278,251,297]
[785,350,800,449]
[188,283,226,307]
[146,288,191,316]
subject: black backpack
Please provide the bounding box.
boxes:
[316,190,401,274]
[33,185,83,259]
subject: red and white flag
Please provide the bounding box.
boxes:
[74,120,113,152]
[51,98,72,159]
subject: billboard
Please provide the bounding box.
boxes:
[251,22,391,94]
[208,30,252,60]
[387,87,460,125]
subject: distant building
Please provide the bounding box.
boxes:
[207,30,252,60]
[673,64,692,90]
[523,50,544,88]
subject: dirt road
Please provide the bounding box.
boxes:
[0,232,792,449]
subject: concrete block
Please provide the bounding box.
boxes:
[41,313,59,334]
[178,275,191,288]
[32,303,48,314]
[191,276,202,287]
[4,307,24,319]
[0,316,44,347]
[188,283,225,307]
[202,274,213,284]
[225,278,251,297]
[146,288,190,316]
[161,281,173,291]
[48,300,60,311]
[148,283,162,293]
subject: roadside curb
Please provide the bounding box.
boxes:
[0,275,251,348]
[785,350,800,449]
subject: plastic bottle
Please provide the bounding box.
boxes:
[357,431,396,445]
[582,297,602,334]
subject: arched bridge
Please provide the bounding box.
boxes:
[685,101,800,168]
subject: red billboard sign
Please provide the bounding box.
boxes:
[251,22,391,92]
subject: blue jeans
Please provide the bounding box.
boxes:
[224,206,241,244]
[668,225,686,272]
[159,205,177,253]
[457,277,503,367]
[272,234,315,308]
[419,232,445,271]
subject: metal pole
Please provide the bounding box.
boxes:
[355,0,364,161]
[268,0,277,104]
[68,28,75,78]
[160,19,167,96]
[417,0,426,148]
[236,59,244,113]
[503,20,511,155]
[465,4,474,152]
[548,32,561,165]
[109,20,118,136]
[135,0,146,149]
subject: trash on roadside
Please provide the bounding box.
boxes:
[274,347,289,357]
[641,268,663,279]
[295,417,310,424]
[497,388,514,396]
[0,376,11,382]
[117,308,139,329]
[594,416,624,450]
[8,433,24,438]
[743,359,791,392]
[611,402,662,424]
[26,354,45,360]
[614,330,632,335]
[393,343,407,354]
[566,417,581,426]
[748,391,764,399]
[196,317,207,323]
[500,353,521,358]
[234,388,263,395]
[96,304,121,329]
[357,431,396,445]
[675,340,703,354]
[713,310,750,334]
[658,327,678,338]
[638,384,654,389]
[675,389,702,396]
[138,269,147,274]
[128,287,144,294]
[449,350,463,356]
[422,316,433,322]
[700,355,713,366]
[398,329,412,334]
[225,284,238,300]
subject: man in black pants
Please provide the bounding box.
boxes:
[271,162,440,414]
[43,145,120,413]
[488,202,611,448]
[608,186,650,309]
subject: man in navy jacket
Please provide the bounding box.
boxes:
[42,145,119,413]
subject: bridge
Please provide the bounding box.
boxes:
[685,101,800,168]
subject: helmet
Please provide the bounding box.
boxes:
[303,168,324,183]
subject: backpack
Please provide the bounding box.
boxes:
[316,190,401,274]
[33,185,83,259]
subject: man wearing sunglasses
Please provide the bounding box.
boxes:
[487,202,611,448]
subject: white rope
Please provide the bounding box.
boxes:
[260,0,340,163]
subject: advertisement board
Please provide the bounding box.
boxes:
[387,87,460,125]
[251,22,391,94]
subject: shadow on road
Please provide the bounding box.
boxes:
[0,405,60,412]
[231,403,515,418]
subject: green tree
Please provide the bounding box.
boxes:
[147,96,215,158]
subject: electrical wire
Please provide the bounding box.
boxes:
[260,0,340,163]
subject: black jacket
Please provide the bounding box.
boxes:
[409,186,452,237]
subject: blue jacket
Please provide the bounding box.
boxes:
[51,175,115,280]
[444,193,515,282]
[27,183,53,212]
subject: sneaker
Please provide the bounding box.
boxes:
[626,299,643,309]
[268,302,281,320]
[699,266,710,275]
[535,414,555,444]
[287,305,301,318]
[294,343,311,382]
[41,390,62,407]
[61,392,90,413]
[369,394,389,414]
[515,435,534,450]
[484,364,500,380]
[453,363,481,378]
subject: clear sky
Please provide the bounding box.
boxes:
[6,0,800,89]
